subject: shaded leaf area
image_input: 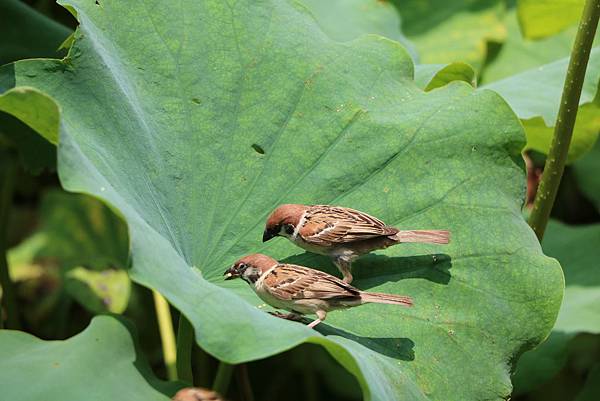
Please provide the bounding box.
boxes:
[517,0,584,40]
[573,138,600,210]
[391,0,506,70]
[513,220,600,394]
[0,0,70,173]
[480,8,600,162]
[7,190,130,327]
[0,0,563,399]
[0,315,181,401]
[300,0,417,59]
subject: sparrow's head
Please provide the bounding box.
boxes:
[224,253,279,284]
[263,204,308,242]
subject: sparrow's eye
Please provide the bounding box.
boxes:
[285,224,294,234]
[237,263,247,271]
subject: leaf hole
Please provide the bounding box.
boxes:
[251,144,265,154]
[95,0,100,5]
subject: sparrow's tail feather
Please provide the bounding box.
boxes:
[360,292,413,306]
[391,230,450,244]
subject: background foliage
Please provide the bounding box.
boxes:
[0,0,598,400]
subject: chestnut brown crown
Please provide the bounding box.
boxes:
[263,204,308,242]
[223,253,278,280]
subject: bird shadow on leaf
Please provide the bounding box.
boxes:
[283,252,453,290]
[317,323,415,361]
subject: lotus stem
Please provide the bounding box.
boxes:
[0,152,19,329]
[529,0,600,239]
[152,290,177,380]
[176,315,194,383]
[212,362,234,396]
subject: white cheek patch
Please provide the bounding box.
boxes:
[292,212,308,240]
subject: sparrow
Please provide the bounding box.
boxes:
[224,254,413,328]
[262,204,450,283]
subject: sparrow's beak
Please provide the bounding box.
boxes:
[223,267,239,280]
[262,229,276,242]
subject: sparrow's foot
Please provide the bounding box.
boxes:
[307,310,327,329]
[269,311,304,322]
[333,257,354,284]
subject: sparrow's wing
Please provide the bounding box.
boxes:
[263,264,360,301]
[299,205,398,246]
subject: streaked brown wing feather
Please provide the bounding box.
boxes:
[299,205,397,245]
[265,264,360,300]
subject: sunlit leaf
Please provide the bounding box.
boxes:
[0,0,563,399]
[517,0,584,40]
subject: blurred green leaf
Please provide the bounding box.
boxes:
[513,219,600,394]
[8,190,129,318]
[0,0,564,399]
[414,62,476,91]
[480,9,600,162]
[0,0,71,65]
[0,0,71,173]
[393,0,506,70]
[573,137,600,210]
[576,363,600,401]
[300,0,417,59]
[0,315,181,401]
[65,267,130,314]
[512,331,576,394]
[517,0,584,40]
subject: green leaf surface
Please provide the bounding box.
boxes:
[517,0,584,39]
[414,63,477,91]
[0,0,563,399]
[0,315,180,401]
[513,219,600,393]
[573,137,600,210]
[300,0,417,59]
[392,0,506,70]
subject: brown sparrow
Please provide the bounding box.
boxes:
[262,204,450,283]
[224,254,413,328]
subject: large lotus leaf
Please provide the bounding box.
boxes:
[517,0,584,40]
[391,0,506,70]
[300,0,417,60]
[512,219,600,393]
[0,315,180,401]
[0,0,563,400]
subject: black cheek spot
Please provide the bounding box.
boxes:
[285,224,294,234]
[251,144,265,154]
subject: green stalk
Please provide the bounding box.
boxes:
[212,362,234,396]
[529,0,600,240]
[0,153,19,329]
[152,290,177,380]
[176,315,194,383]
[236,364,255,401]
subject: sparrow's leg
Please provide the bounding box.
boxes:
[333,256,353,284]
[307,310,327,329]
